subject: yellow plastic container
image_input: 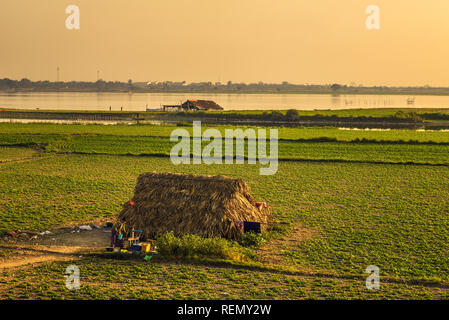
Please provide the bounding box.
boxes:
[140,243,151,253]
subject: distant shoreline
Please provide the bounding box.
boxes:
[4,89,449,96]
[3,106,449,112]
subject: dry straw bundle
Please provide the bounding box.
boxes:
[117,172,270,239]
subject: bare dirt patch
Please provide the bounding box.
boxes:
[0,227,111,269]
[0,245,82,269]
[258,223,315,264]
[25,228,111,247]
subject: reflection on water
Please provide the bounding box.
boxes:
[1,92,449,111]
[0,119,165,125]
[338,127,391,131]
[0,119,132,125]
[2,119,449,132]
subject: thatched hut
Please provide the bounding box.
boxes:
[181,99,223,111]
[117,172,270,240]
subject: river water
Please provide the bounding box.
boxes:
[1,92,449,111]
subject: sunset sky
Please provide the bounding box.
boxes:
[1,0,448,85]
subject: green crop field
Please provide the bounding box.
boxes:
[2,130,449,166]
[3,122,449,143]
[0,146,38,162]
[0,122,448,300]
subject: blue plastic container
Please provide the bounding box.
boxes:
[131,244,142,254]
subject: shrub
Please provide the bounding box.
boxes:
[270,111,284,120]
[155,232,246,261]
[285,109,299,121]
[238,231,266,247]
[176,121,193,127]
[394,111,423,122]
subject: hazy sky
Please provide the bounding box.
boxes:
[1,0,449,85]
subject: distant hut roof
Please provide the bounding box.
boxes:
[117,172,270,239]
[184,99,223,111]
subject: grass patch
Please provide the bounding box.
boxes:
[1,258,448,300]
[1,155,448,283]
[0,146,38,162]
[155,232,250,261]
[238,232,266,248]
[1,122,449,299]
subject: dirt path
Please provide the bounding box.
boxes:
[257,223,315,265]
[0,228,111,270]
[0,247,81,269]
[0,222,314,270]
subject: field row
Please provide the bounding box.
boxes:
[2,123,449,143]
[1,258,448,300]
[1,152,448,283]
[2,133,449,165]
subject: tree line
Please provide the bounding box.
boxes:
[2,78,449,95]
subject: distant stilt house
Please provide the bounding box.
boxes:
[181,100,223,111]
[162,100,223,112]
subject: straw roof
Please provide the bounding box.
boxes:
[182,100,223,111]
[117,172,270,239]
